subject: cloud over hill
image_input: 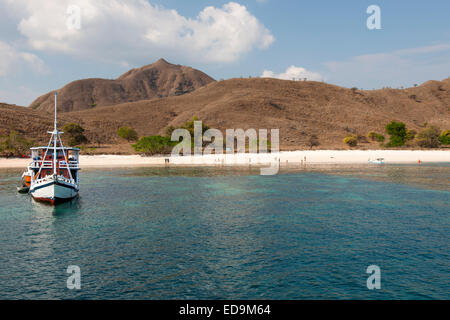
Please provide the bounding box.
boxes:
[5,0,274,65]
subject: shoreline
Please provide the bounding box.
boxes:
[0,150,449,169]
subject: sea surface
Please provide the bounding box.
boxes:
[0,164,448,299]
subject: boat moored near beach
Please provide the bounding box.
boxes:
[21,92,80,204]
[368,158,385,165]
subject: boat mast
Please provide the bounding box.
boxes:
[53,92,57,176]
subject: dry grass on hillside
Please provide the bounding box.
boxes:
[1,77,449,153]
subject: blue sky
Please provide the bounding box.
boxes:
[0,0,449,106]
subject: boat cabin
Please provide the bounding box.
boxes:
[30,146,80,181]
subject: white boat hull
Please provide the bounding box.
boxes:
[30,179,78,204]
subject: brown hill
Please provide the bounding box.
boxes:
[0,103,52,141]
[0,103,111,144]
[29,59,215,113]
[67,77,450,150]
[2,77,449,152]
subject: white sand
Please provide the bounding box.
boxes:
[0,150,449,168]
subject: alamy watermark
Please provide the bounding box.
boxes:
[170,121,280,175]
[67,265,81,290]
[367,5,381,30]
[366,265,381,290]
[66,4,381,31]
[66,5,82,30]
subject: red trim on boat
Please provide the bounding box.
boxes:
[32,197,56,205]
[32,196,76,205]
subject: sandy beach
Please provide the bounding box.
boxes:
[0,150,449,169]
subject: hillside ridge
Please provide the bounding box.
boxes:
[2,76,449,152]
[29,58,216,113]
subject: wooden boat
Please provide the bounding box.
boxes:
[21,93,80,204]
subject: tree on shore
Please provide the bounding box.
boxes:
[308,134,320,149]
[439,130,450,145]
[165,116,211,151]
[415,126,441,148]
[132,135,176,155]
[166,116,210,138]
[385,121,407,147]
[117,126,138,142]
[343,135,358,147]
[367,131,385,143]
[62,123,88,147]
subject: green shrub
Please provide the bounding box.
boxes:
[368,131,385,143]
[165,117,210,138]
[406,129,417,141]
[415,126,441,148]
[439,130,450,145]
[343,135,358,147]
[132,136,177,155]
[62,123,88,147]
[117,126,138,142]
[179,116,210,137]
[165,117,211,150]
[367,131,377,140]
[385,121,407,147]
[0,131,34,157]
[386,135,405,147]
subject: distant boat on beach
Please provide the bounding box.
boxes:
[368,158,385,164]
[19,93,80,204]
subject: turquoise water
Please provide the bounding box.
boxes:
[0,164,448,299]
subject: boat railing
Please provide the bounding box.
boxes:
[29,160,53,169]
[59,160,80,169]
[33,174,75,185]
[57,176,75,185]
[33,176,50,185]
[29,160,79,169]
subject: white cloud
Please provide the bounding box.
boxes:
[261,65,324,81]
[0,41,46,76]
[5,0,274,64]
[324,44,450,88]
